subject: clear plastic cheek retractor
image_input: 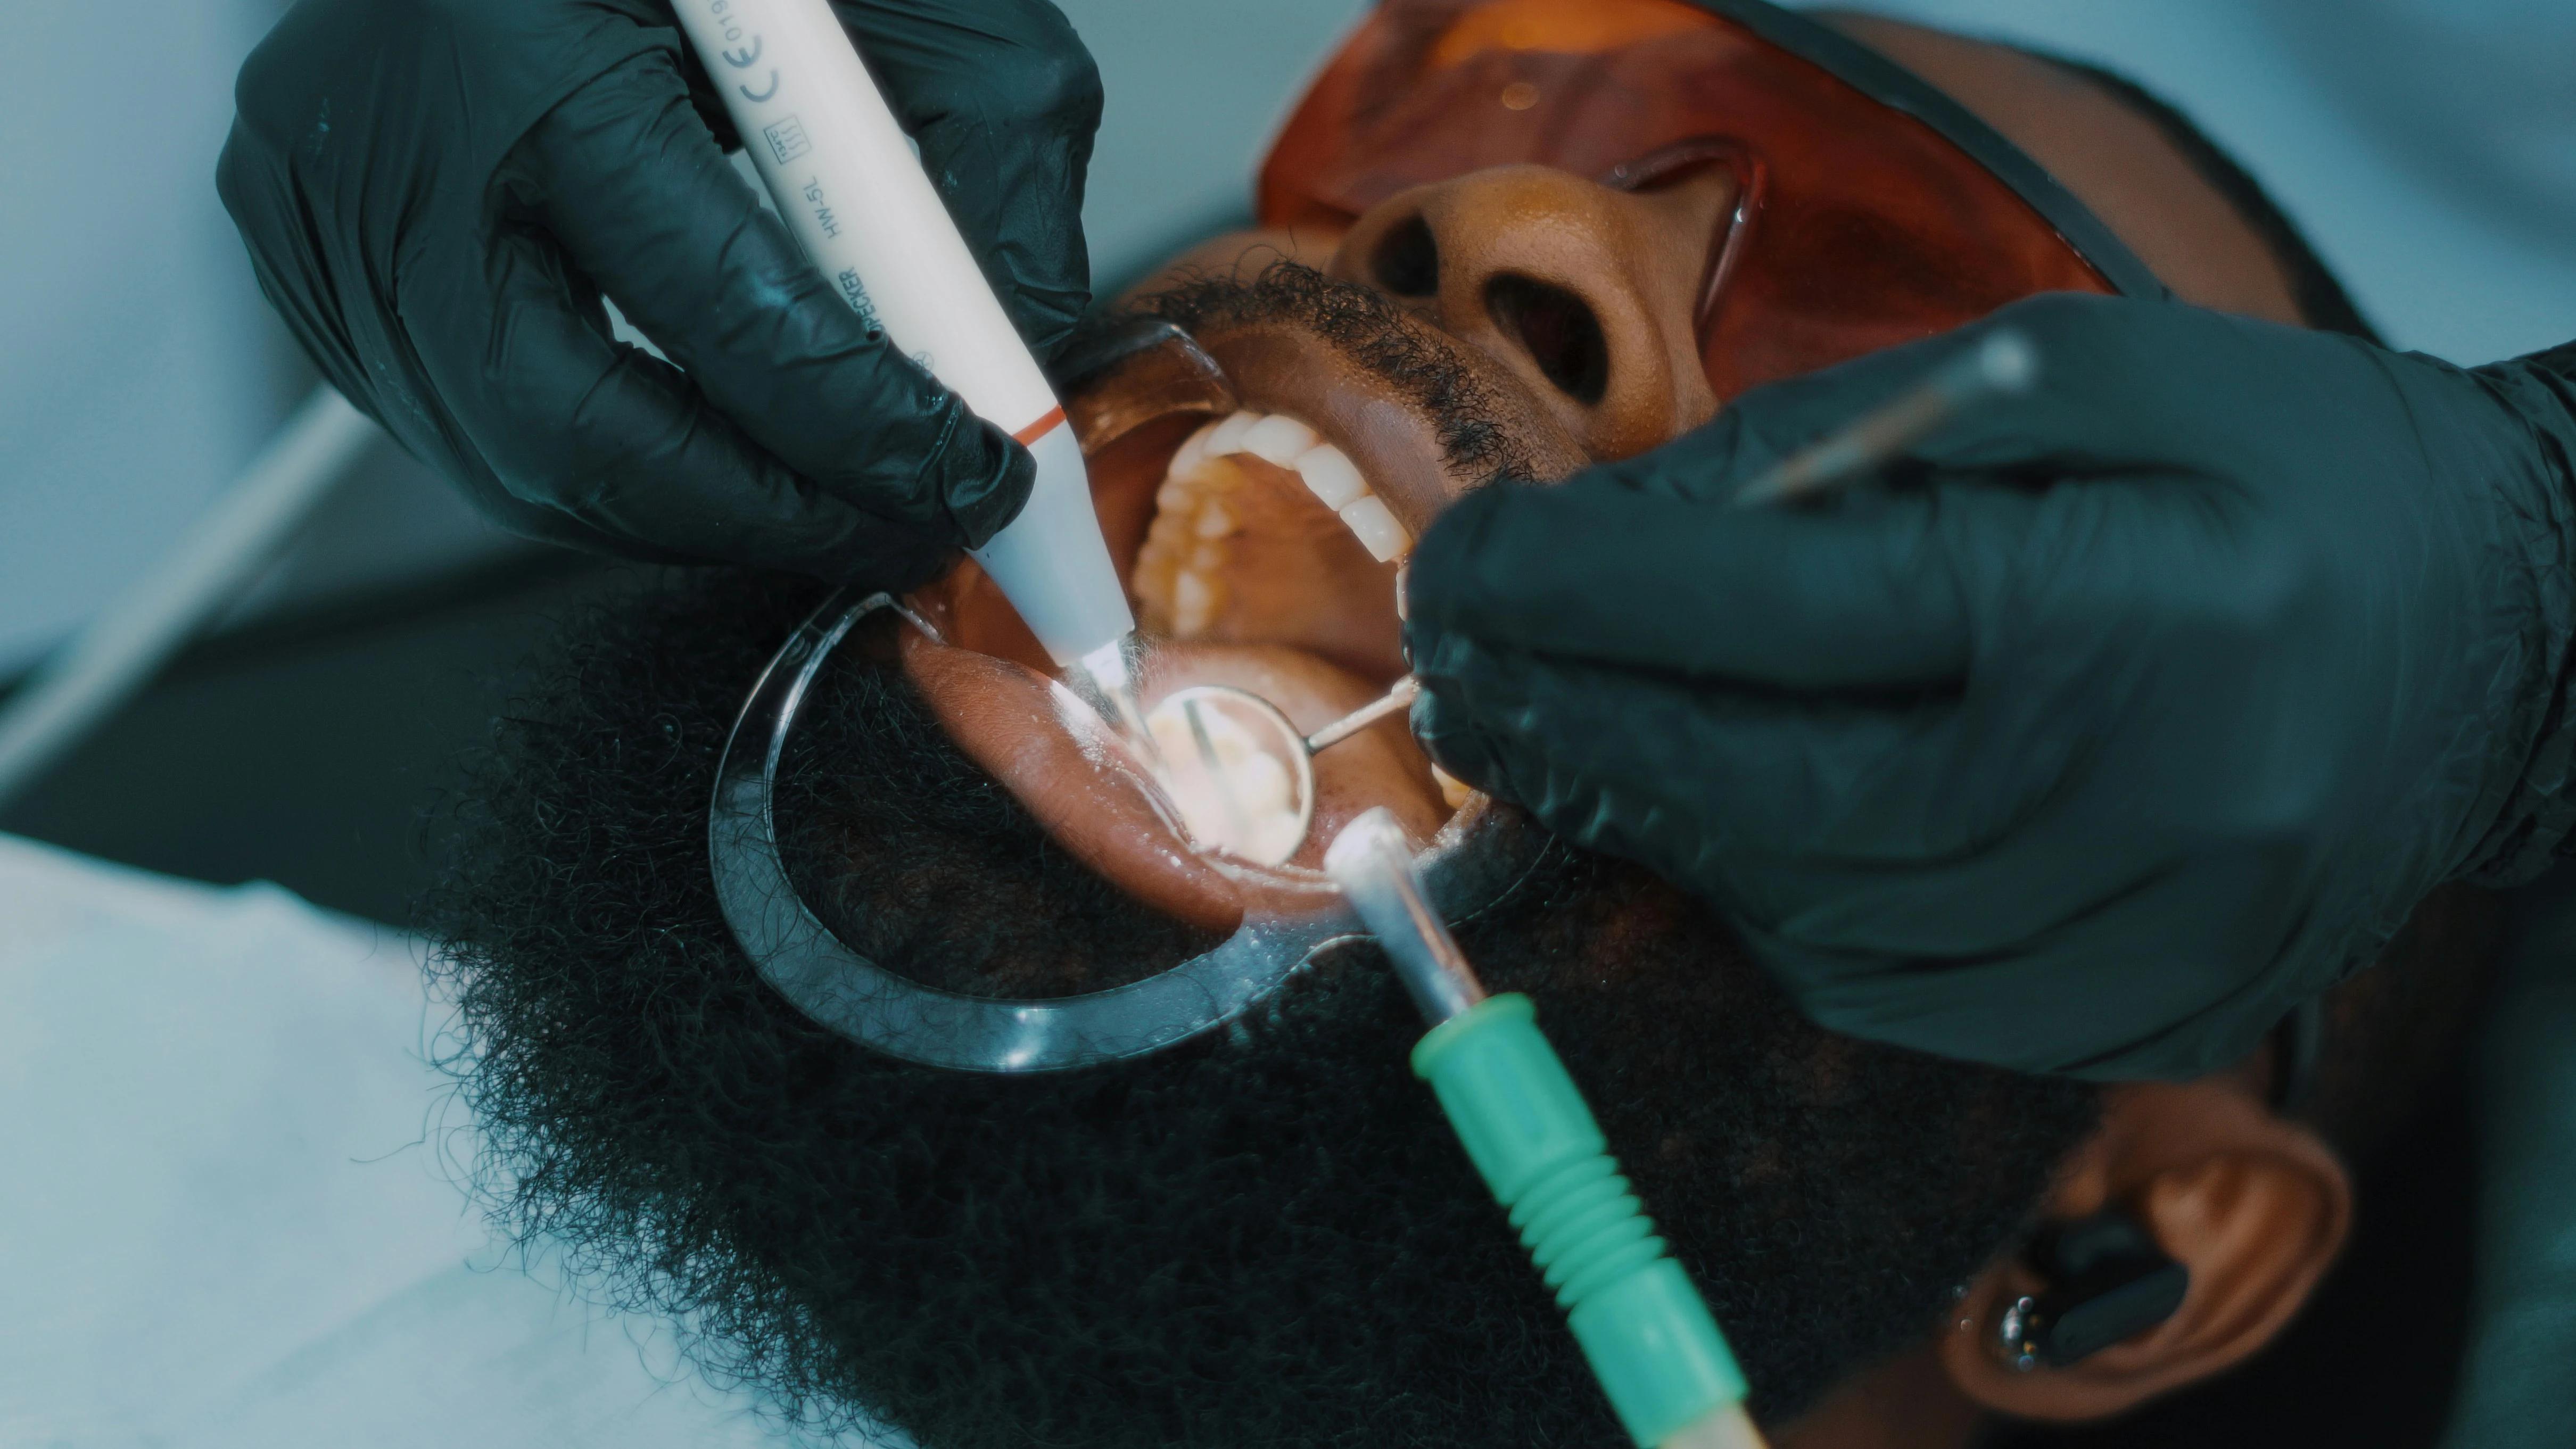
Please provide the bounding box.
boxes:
[1325,808,1769,1449]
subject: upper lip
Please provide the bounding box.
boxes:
[1060,307,1589,535]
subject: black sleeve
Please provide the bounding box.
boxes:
[2464,338,2576,882]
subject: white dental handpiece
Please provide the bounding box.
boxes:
[670,0,1134,672]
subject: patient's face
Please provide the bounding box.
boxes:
[899,165,1728,924]
[897,24,2305,928]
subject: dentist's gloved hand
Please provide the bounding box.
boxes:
[1406,293,2576,1080]
[218,0,1099,582]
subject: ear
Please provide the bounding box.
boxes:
[1938,1078,2352,1422]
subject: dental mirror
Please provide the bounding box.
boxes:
[1138,676,1421,867]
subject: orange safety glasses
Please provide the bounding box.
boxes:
[1257,0,2162,405]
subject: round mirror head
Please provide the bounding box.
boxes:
[1142,684,1317,867]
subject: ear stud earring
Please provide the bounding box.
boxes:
[1988,1208,2189,1372]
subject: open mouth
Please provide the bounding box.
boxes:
[1095,274,1592,824]
[1133,409,1411,676]
[902,268,1587,921]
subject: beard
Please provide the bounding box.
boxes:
[1139,259,1543,488]
[423,561,2094,1447]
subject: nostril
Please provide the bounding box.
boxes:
[1484,274,1609,405]
[1369,215,1441,297]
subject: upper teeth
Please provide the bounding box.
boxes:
[1236,415,1319,467]
[1132,410,1413,640]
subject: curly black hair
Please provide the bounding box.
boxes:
[425,567,2100,1446]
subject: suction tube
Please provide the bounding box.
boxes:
[1326,812,1765,1449]
[672,0,1133,666]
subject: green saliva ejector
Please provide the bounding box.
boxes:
[1325,809,1769,1449]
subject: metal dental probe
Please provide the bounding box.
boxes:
[1301,675,1421,755]
[1324,809,1769,1449]
[1729,327,2037,508]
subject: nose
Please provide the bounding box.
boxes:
[1328,163,1732,460]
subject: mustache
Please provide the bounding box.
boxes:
[1133,260,1541,490]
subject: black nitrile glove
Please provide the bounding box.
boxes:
[1407,293,2576,1079]
[218,0,1100,582]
